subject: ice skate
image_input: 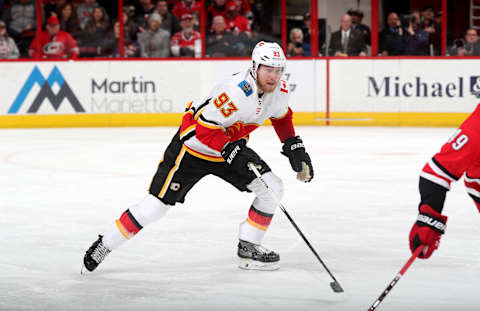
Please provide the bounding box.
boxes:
[237,239,280,271]
[81,235,111,274]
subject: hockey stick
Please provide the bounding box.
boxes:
[367,246,424,310]
[248,163,344,293]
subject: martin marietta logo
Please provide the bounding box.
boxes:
[8,66,84,114]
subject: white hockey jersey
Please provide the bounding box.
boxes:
[179,68,293,161]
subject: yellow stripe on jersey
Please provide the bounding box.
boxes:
[179,124,196,140]
[197,117,225,131]
[246,217,268,231]
[115,219,132,239]
[194,108,206,120]
[158,145,187,198]
[184,144,225,162]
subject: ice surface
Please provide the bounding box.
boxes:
[1,126,479,311]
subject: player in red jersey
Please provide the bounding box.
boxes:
[409,104,480,259]
[29,16,79,59]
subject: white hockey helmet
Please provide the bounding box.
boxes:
[251,41,286,79]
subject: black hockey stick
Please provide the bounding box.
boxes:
[367,246,423,310]
[248,163,344,293]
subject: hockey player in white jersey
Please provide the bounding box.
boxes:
[82,41,314,273]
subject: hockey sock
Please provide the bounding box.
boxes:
[102,194,170,250]
[239,205,273,244]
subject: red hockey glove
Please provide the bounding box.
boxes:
[409,204,448,259]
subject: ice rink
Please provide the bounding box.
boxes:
[1,125,479,311]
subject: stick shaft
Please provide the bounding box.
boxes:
[248,164,343,290]
[367,246,423,311]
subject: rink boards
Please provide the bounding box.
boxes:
[0,58,477,128]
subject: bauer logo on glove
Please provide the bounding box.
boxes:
[281,136,314,183]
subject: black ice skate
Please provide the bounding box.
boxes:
[237,239,280,271]
[81,235,111,274]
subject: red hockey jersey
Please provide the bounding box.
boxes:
[29,30,79,59]
[421,104,480,211]
[170,30,201,49]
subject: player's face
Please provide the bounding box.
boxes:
[257,65,284,94]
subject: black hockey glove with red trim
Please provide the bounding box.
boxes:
[281,136,314,182]
[409,204,448,259]
[221,140,263,178]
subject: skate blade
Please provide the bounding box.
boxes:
[238,258,280,271]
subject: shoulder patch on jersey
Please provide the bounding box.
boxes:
[238,80,253,96]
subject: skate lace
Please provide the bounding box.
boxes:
[91,243,110,264]
[255,244,270,254]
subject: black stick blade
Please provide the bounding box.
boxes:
[330,281,344,293]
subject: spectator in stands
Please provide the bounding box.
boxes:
[156,0,180,36]
[223,1,250,56]
[191,10,200,32]
[287,27,310,57]
[228,0,252,18]
[0,19,20,58]
[78,6,110,57]
[57,3,81,39]
[122,6,139,43]
[208,0,227,19]
[379,12,406,56]
[76,0,97,30]
[206,15,236,57]
[103,20,140,58]
[44,0,66,19]
[29,15,78,58]
[134,0,155,31]
[421,6,440,55]
[137,12,170,58]
[170,13,201,57]
[172,0,200,22]
[2,0,38,56]
[328,14,366,56]
[404,10,429,55]
[449,28,480,56]
[348,8,371,46]
[301,12,326,56]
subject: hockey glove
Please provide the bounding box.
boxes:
[409,204,448,259]
[281,136,314,182]
[221,140,263,178]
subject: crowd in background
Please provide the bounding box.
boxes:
[0,1,478,59]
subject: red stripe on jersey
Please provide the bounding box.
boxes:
[226,121,259,142]
[119,211,142,235]
[196,122,230,152]
[248,206,273,227]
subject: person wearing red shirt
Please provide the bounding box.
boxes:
[170,13,201,57]
[172,0,201,21]
[224,1,251,36]
[29,15,79,59]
